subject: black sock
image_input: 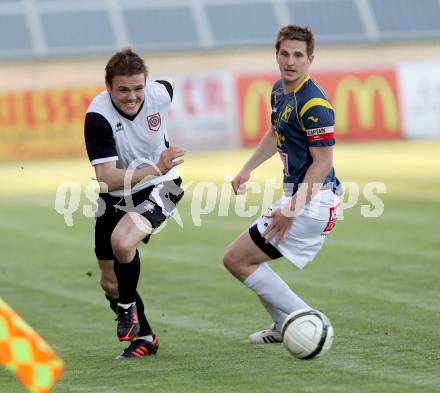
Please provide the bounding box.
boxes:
[135,292,154,336]
[105,294,118,314]
[113,250,140,304]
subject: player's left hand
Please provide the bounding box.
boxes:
[262,208,293,245]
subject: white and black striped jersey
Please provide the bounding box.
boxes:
[84,80,178,197]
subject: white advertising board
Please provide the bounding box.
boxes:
[398,62,440,139]
[165,72,239,150]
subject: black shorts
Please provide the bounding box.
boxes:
[94,177,183,260]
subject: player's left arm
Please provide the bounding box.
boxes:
[289,100,335,214]
[290,145,333,210]
[262,146,333,245]
[262,100,335,244]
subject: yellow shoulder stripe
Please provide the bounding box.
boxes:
[293,75,310,93]
[300,98,333,118]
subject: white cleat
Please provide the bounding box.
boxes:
[248,323,282,344]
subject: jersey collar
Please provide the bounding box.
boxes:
[110,96,145,121]
[293,74,311,94]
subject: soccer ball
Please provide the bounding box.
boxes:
[281,308,334,359]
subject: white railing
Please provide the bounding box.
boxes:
[0,0,439,58]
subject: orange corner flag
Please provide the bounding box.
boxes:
[0,298,64,393]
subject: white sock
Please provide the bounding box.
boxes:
[244,262,310,331]
[117,301,136,309]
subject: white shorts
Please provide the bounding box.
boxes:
[251,189,341,269]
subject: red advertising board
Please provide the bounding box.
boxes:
[237,69,403,145]
[0,86,101,161]
[237,74,278,146]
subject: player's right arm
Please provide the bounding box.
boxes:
[84,111,184,192]
[231,126,277,195]
[94,148,184,192]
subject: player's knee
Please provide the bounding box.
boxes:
[111,232,133,260]
[100,278,118,298]
[223,246,240,273]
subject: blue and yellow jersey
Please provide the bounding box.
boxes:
[270,74,340,195]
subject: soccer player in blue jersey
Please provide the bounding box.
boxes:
[223,25,342,344]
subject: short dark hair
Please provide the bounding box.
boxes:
[275,25,315,57]
[105,48,148,86]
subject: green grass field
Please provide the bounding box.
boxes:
[0,140,439,393]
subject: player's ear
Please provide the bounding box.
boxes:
[309,54,314,64]
[105,82,112,94]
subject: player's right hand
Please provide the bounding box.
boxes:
[156,147,185,175]
[231,168,251,195]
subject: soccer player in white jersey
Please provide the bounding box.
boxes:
[223,25,342,344]
[84,48,184,359]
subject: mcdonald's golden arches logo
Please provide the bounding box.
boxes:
[329,72,402,140]
[238,76,278,146]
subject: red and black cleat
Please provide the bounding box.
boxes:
[116,335,159,359]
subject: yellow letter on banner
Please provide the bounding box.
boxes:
[0,298,64,393]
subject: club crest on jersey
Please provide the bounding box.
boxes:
[281,105,293,122]
[147,113,161,132]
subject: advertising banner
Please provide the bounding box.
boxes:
[0,86,101,161]
[237,69,403,145]
[3,63,437,161]
[397,62,440,139]
[317,70,403,141]
[167,71,239,150]
[0,71,238,161]
[237,74,278,146]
